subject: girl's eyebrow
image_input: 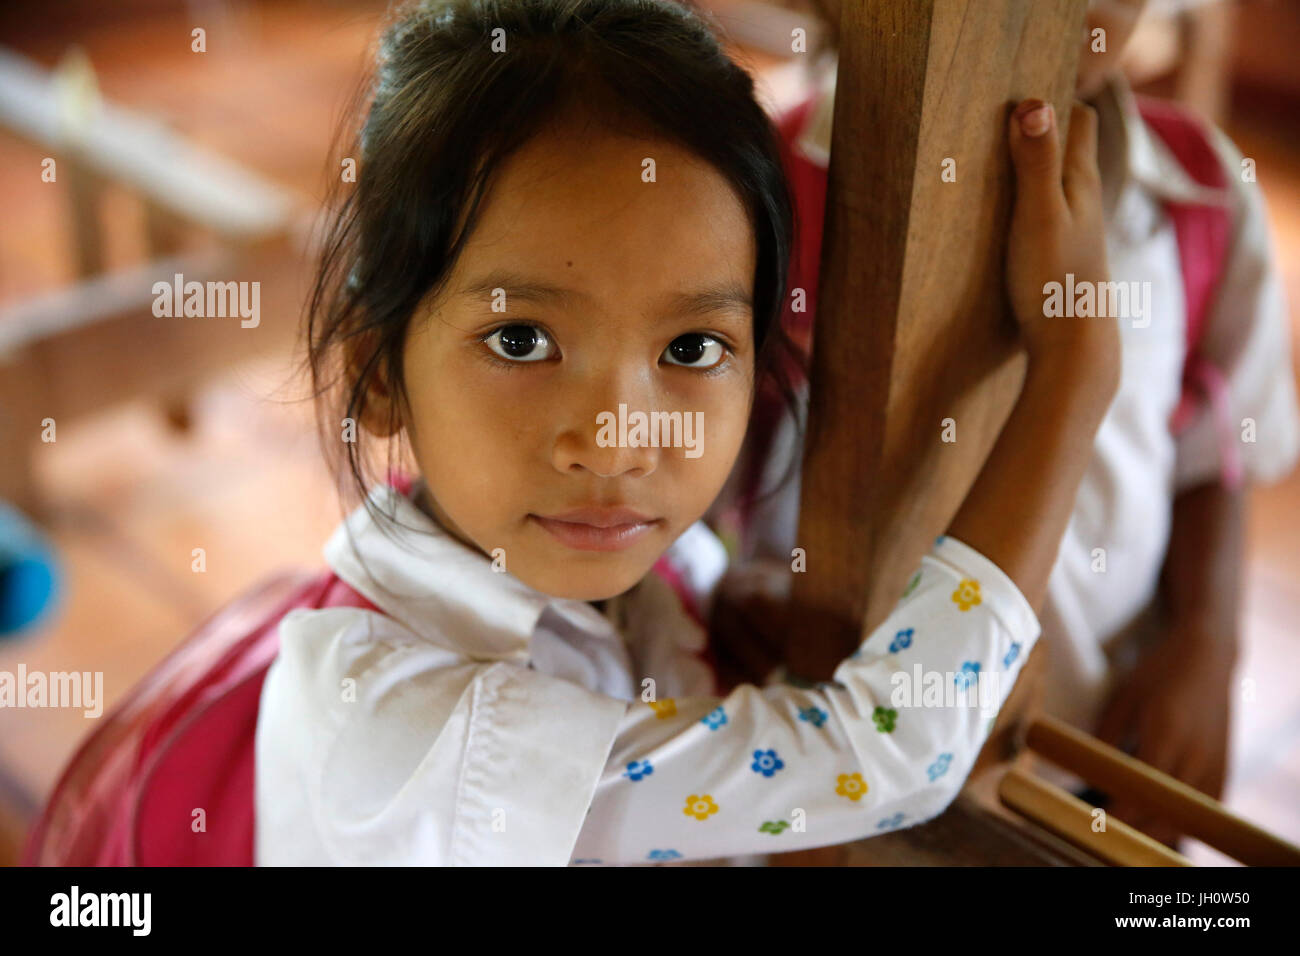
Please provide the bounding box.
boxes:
[456,269,752,316]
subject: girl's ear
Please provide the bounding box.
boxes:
[346,332,404,439]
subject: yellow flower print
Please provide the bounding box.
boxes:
[683,794,719,820]
[835,772,868,802]
[648,698,677,718]
[952,578,982,611]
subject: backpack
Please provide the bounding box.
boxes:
[21,569,379,866]
[1135,95,1242,490]
[735,92,1242,535]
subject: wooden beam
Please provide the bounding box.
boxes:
[776,0,1087,866]
[788,0,1087,672]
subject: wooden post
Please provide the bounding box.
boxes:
[789,0,1087,675]
[772,0,1087,866]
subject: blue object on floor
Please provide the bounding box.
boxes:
[0,500,60,637]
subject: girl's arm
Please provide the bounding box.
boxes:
[1091,480,1243,843]
[572,533,1033,863]
[947,100,1118,610]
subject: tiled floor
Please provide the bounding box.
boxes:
[0,0,1296,866]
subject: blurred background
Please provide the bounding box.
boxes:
[0,0,1296,866]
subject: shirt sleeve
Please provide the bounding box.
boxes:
[1173,127,1300,491]
[569,534,1040,865]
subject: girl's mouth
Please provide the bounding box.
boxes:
[528,513,661,552]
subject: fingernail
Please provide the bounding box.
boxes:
[1018,102,1052,137]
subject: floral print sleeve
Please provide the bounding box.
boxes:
[569,535,1040,864]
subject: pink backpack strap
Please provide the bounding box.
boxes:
[22,569,381,867]
[1136,96,1243,490]
[130,572,379,865]
[735,94,827,536]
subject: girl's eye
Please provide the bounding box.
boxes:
[483,324,556,363]
[662,333,726,370]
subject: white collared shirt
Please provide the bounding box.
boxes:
[255,484,1039,865]
[721,67,1299,739]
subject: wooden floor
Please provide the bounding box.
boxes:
[1,0,1297,866]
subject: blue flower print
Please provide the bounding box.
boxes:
[954,661,981,689]
[798,705,829,728]
[927,753,953,782]
[700,706,727,731]
[876,813,906,831]
[623,759,653,782]
[1004,642,1022,668]
[647,849,682,862]
[751,749,785,777]
[889,628,915,653]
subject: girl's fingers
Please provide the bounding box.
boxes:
[1135,709,1183,780]
[1062,101,1101,214]
[710,603,783,684]
[1008,99,1066,220]
[1177,744,1211,796]
[1094,686,1140,748]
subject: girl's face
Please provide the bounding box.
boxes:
[395,119,758,601]
[1077,0,1149,100]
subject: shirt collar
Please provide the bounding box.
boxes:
[1094,73,1229,211]
[794,58,837,168]
[324,482,620,661]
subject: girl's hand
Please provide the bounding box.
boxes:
[1094,624,1236,847]
[707,561,795,692]
[1005,99,1118,371]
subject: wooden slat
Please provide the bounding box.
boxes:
[1026,714,1300,866]
[0,250,232,355]
[999,767,1193,866]
[0,46,298,241]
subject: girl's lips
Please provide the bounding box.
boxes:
[529,514,661,552]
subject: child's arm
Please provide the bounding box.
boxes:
[573,534,1034,862]
[1091,481,1241,845]
[946,99,1118,610]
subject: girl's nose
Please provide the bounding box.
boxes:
[552,403,661,479]
[552,423,660,478]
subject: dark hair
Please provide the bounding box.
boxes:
[305,0,807,530]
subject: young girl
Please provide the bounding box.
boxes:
[254,0,1117,865]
